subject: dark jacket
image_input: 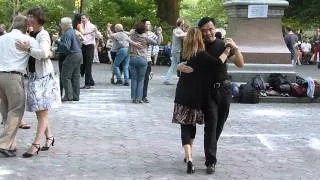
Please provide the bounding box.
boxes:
[174,51,223,109]
[57,27,81,55]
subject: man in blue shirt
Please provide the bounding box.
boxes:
[56,17,83,101]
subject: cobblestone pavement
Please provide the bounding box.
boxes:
[1,62,320,180]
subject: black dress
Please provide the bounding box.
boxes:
[172,51,223,125]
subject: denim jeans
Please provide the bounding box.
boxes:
[165,52,180,81]
[113,48,129,81]
[129,56,147,100]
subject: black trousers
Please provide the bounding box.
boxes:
[181,124,196,146]
[58,53,66,96]
[81,44,94,86]
[143,61,152,98]
[204,83,232,166]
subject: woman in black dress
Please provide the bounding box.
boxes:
[172,27,231,174]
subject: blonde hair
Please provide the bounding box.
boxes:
[182,27,205,61]
[115,24,123,32]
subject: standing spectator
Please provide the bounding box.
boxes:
[152,26,163,65]
[284,27,299,66]
[15,7,59,158]
[55,17,83,102]
[164,18,187,85]
[301,38,312,64]
[0,24,6,36]
[93,29,102,63]
[313,28,320,64]
[80,14,97,89]
[0,15,38,157]
[142,19,162,103]
[128,22,159,103]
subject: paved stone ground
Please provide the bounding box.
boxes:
[1,62,320,180]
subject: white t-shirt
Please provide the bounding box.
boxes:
[301,42,311,53]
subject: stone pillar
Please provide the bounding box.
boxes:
[224,0,295,82]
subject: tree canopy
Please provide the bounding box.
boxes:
[0,0,318,40]
[283,0,320,30]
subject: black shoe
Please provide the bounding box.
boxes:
[115,80,123,85]
[89,81,95,86]
[22,143,40,158]
[80,86,91,89]
[61,97,72,102]
[110,78,115,84]
[41,136,55,151]
[73,99,79,101]
[142,98,149,103]
[124,80,130,86]
[0,148,16,157]
[9,148,17,153]
[206,164,215,174]
[186,161,195,174]
[184,158,187,163]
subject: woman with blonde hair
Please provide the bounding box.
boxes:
[172,27,231,174]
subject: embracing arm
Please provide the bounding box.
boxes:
[15,32,51,59]
[29,33,52,60]
[177,48,232,73]
[79,24,96,35]
[173,28,187,39]
[228,48,244,68]
[225,38,244,68]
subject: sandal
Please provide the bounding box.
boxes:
[22,143,40,158]
[19,123,31,129]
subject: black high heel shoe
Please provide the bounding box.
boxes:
[22,143,40,158]
[41,136,55,151]
[186,161,195,174]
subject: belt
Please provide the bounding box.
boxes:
[0,71,23,76]
[211,80,230,89]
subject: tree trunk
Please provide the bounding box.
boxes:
[155,0,181,26]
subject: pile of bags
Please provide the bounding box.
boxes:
[232,73,320,104]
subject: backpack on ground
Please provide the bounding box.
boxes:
[251,75,266,92]
[239,82,259,104]
[268,73,291,92]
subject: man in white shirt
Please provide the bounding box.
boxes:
[80,14,97,89]
[301,38,312,64]
[0,15,38,157]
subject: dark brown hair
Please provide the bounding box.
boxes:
[135,22,146,34]
[27,7,45,25]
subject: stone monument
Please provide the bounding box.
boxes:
[224,0,295,82]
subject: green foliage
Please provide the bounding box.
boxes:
[283,0,320,29]
[0,0,68,32]
[181,0,227,27]
[84,0,172,43]
[85,0,157,30]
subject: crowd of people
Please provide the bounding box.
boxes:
[284,27,320,66]
[0,6,247,175]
